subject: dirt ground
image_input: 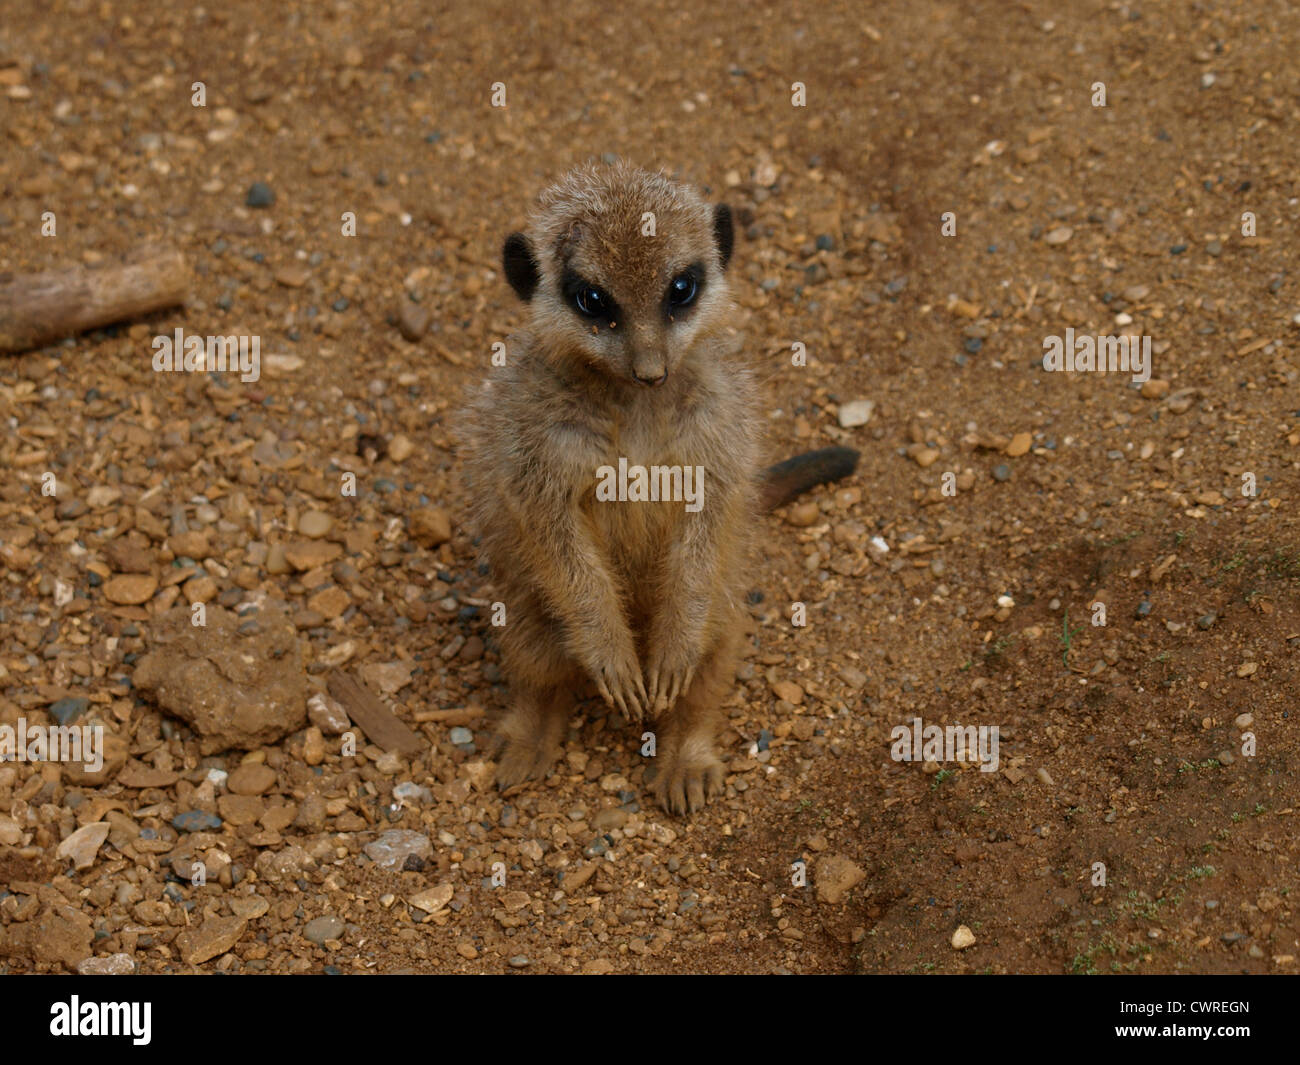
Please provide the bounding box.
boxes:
[1,0,1297,975]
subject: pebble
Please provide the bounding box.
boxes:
[303,915,345,944]
[172,810,222,832]
[1005,432,1032,457]
[837,399,874,428]
[1044,226,1073,245]
[992,464,1011,482]
[410,507,452,547]
[1196,612,1217,630]
[56,821,111,870]
[449,726,474,745]
[77,953,135,975]
[49,696,89,725]
[409,884,454,915]
[389,433,415,462]
[1235,713,1253,729]
[228,763,277,795]
[786,501,820,527]
[298,511,333,538]
[245,181,275,207]
[951,925,977,950]
[815,854,866,904]
[508,956,531,969]
[364,830,432,869]
[913,447,940,468]
[103,573,158,605]
[1140,378,1170,399]
[397,302,429,341]
[303,726,325,765]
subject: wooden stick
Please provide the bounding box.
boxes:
[326,669,425,758]
[0,246,188,354]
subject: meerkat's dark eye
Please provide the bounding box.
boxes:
[667,272,698,308]
[574,285,611,318]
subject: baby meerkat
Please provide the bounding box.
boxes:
[465,161,857,814]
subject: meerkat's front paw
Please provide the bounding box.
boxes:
[652,747,725,815]
[590,645,650,723]
[645,652,697,718]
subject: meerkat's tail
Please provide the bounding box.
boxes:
[760,446,860,512]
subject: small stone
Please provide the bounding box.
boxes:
[1237,661,1258,678]
[408,883,454,915]
[771,680,804,705]
[388,433,415,462]
[364,829,432,869]
[49,696,89,725]
[308,586,350,619]
[410,508,452,547]
[1141,378,1171,399]
[1196,612,1217,630]
[992,464,1011,482]
[951,925,977,950]
[508,955,530,969]
[56,822,111,870]
[815,854,865,904]
[397,302,429,341]
[913,447,940,468]
[265,543,289,574]
[786,502,820,527]
[245,181,275,208]
[1235,713,1254,729]
[77,953,135,975]
[298,511,333,538]
[307,692,351,734]
[303,726,325,765]
[172,810,222,832]
[274,264,310,288]
[303,915,344,945]
[177,915,248,965]
[449,726,473,745]
[837,400,874,428]
[103,573,158,605]
[228,763,277,795]
[1044,226,1073,245]
[284,540,342,570]
[1005,432,1032,457]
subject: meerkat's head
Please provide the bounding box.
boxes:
[501,161,734,388]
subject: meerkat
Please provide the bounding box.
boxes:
[464,161,857,814]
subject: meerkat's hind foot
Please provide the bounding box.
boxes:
[651,742,726,815]
[492,688,568,791]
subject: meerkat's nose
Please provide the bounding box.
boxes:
[634,370,668,387]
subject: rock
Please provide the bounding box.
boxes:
[1,904,93,971]
[408,884,454,915]
[815,854,865,904]
[274,264,310,288]
[133,604,307,754]
[63,725,129,785]
[283,540,342,570]
[1196,612,1217,630]
[303,726,325,765]
[228,763,277,795]
[303,915,344,944]
[1044,226,1073,245]
[217,794,265,825]
[307,692,351,734]
[1140,378,1171,400]
[308,586,350,619]
[172,810,222,832]
[837,399,874,428]
[1005,432,1032,457]
[951,924,977,949]
[449,726,473,745]
[255,844,315,883]
[397,302,429,341]
[103,573,158,605]
[786,501,820,527]
[245,181,275,207]
[364,830,432,869]
[177,915,247,964]
[1237,661,1258,678]
[409,507,452,548]
[55,822,111,870]
[48,696,89,725]
[913,447,940,468]
[298,511,333,538]
[77,953,135,975]
[771,679,804,705]
[388,433,414,462]
[168,531,211,559]
[1235,713,1254,729]
[359,660,415,695]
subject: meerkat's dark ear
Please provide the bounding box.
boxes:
[502,232,540,301]
[713,204,734,271]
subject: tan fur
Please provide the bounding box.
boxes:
[464,163,760,814]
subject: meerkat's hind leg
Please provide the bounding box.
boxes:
[649,632,738,815]
[493,685,570,790]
